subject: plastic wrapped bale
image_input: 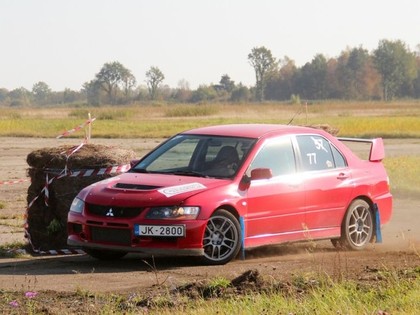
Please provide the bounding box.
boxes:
[26,144,136,251]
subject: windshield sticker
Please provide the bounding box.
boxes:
[158,182,207,197]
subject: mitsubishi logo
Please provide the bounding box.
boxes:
[106,208,114,217]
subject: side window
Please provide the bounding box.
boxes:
[248,137,296,177]
[296,135,337,171]
[331,145,347,168]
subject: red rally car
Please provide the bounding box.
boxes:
[67,124,392,265]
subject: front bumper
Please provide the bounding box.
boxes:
[67,237,204,256]
[67,215,207,256]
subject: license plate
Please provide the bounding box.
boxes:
[134,224,185,237]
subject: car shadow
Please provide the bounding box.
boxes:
[0,252,204,276]
[0,240,343,277]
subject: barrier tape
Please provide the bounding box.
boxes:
[56,117,96,139]
[25,163,130,210]
[44,164,131,177]
[0,179,30,185]
[7,247,85,256]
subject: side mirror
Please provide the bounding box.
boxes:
[239,168,273,191]
[250,168,273,180]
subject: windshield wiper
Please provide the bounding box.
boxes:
[167,170,209,178]
[130,168,150,173]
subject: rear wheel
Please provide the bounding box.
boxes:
[332,199,373,250]
[202,209,241,265]
[84,248,127,260]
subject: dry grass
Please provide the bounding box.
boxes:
[1,101,419,138]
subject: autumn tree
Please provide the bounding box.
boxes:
[173,79,192,102]
[335,47,380,100]
[265,56,297,100]
[145,66,165,100]
[248,46,278,101]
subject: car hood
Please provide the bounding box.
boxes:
[81,172,231,207]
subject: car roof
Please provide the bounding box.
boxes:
[181,124,325,139]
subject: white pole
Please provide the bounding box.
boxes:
[88,112,92,143]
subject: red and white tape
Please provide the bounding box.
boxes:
[26,163,131,209]
[0,179,30,186]
[36,248,85,256]
[8,247,85,256]
[56,117,96,139]
[45,164,131,177]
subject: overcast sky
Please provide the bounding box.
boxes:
[1,0,419,91]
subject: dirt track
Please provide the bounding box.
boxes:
[0,137,419,293]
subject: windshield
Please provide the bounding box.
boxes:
[132,134,256,178]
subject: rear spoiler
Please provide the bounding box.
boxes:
[338,137,385,162]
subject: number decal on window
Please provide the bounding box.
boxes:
[307,153,317,165]
[311,137,328,152]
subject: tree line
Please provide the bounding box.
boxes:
[1,39,419,107]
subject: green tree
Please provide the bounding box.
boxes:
[95,61,136,104]
[230,84,251,102]
[413,49,420,98]
[296,54,328,99]
[32,81,51,105]
[248,46,278,101]
[145,66,165,100]
[62,88,83,104]
[8,87,31,106]
[0,88,9,104]
[191,85,217,102]
[219,74,235,92]
[82,80,102,105]
[373,39,417,101]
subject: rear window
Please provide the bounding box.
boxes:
[296,135,346,171]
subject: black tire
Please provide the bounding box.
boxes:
[84,248,127,260]
[201,209,241,265]
[333,199,373,250]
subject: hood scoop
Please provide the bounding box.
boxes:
[115,183,161,190]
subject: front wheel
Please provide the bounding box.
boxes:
[202,209,241,265]
[333,199,373,250]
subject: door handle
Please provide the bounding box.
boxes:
[337,172,349,180]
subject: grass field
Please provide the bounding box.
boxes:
[0,101,419,138]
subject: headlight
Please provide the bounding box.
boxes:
[70,198,85,214]
[146,206,200,220]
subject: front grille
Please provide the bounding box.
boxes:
[87,204,144,218]
[90,227,131,245]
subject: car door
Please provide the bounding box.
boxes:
[295,135,353,234]
[244,136,306,246]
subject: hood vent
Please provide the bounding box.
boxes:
[115,183,161,190]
